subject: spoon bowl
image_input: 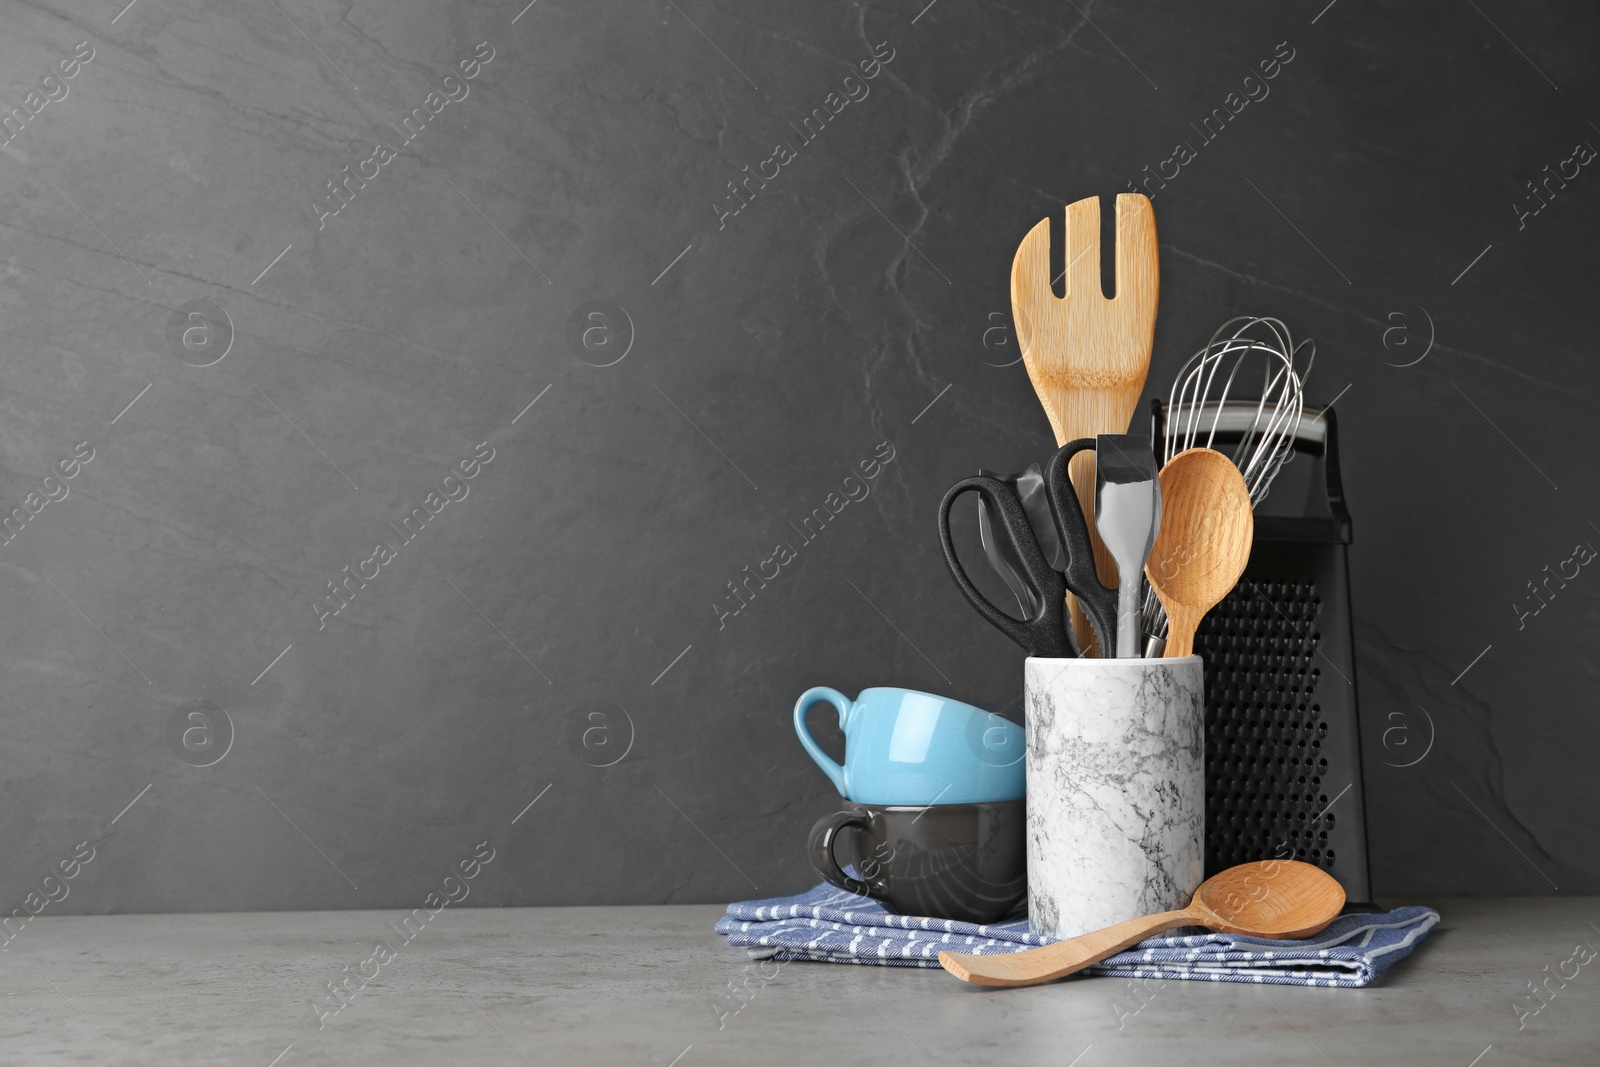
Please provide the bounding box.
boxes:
[1144,447,1253,658]
[1188,859,1347,937]
[938,859,1345,987]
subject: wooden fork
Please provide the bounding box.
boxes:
[1012,194,1158,655]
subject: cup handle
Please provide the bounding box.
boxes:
[793,687,851,796]
[807,809,872,896]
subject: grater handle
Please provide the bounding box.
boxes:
[1148,398,1351,539]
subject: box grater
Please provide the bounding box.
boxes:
[1149,399,1372,905]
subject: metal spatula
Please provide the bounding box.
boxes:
[1094,434,1160,657]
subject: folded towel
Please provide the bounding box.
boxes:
[715,884,1439,987]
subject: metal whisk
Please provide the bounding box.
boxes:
[1141,316,1314,647]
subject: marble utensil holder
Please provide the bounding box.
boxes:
[1024,655,1204,940]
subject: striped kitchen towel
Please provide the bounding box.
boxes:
[715,884,1439,987]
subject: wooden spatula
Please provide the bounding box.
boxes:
[1013,194,1158,655]
[938,859,1344,987]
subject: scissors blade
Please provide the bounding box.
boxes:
[1045,439,1120,657]
[976,477,1039,618]
[1012,463,1065,572]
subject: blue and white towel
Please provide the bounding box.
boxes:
[715,884,1439,987]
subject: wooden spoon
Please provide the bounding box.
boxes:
[1012,193,1158,655]
[938,859,1344,987]
[1144,447,1253,658]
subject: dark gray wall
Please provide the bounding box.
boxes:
[3,0,1594,916]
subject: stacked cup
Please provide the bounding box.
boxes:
[794,686,1028,924]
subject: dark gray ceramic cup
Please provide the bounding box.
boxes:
[807,799,1027,925]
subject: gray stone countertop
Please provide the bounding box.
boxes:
[5,897,1596,1065]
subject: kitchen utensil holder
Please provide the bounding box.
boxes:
[1023,655,1205,939]
[1149,399,1372,904]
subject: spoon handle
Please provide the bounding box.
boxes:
[939,908,1196,987]
[1163,605,1199,658]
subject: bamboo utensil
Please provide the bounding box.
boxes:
[1144,447,1253,658]
[938,859,1344,987]
[1012,194,1159,654]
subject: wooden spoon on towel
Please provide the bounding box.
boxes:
[938,860,1343,988]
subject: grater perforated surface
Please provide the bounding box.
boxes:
[1195,578,1338,875]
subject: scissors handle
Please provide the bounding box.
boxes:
[938,475,1072,659]
[1045,439,1120,657]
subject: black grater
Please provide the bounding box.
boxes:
[1149,399,1372,905]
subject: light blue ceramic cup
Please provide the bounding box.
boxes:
[793,686,1026,805]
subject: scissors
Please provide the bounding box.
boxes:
[937,438,1118,658]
